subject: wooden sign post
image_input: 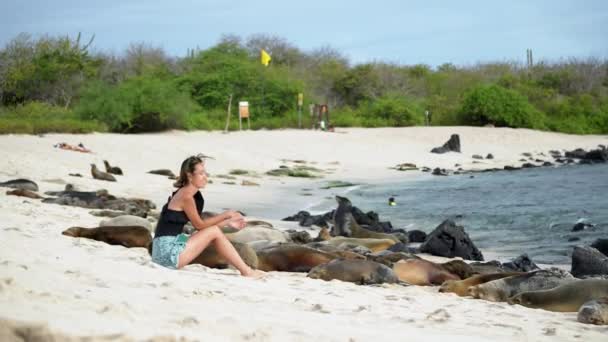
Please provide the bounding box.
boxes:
[239,101,250,131]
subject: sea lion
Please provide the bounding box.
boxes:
[103,160,123,175]
[91,164,116,182]
[148,169,176,178]
[440,260,476,279]
[100,215,153,233]
[469,260,506,275]
[332,196,399,242]
[314,227,331,241]
[468,269,575,302]
[6,189,43,199]
[307,259,399,285]
[439,272,525,296]
[190,241,258,269]
[303,243,366,260]
[256,244,346,272]
[508,279,608,312]
[367,251,420,266]
[245,220,274,228]
[578,297,608,325]
[0,178,38,192]
[392,259,460,286]
[62,226,152,249]
[325,236,396,253]
[225,226,288,244]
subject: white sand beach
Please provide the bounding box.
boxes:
[1,127,607,341]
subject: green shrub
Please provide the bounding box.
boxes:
[459,84,545,129]
[360,94,424,127]
[76,76,200,132]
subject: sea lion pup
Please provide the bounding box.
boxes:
[90,164,116,182]
[190,241,258,269]
[578,297,608,325]
[0,178,39,192]
[103,160,123,175]
[468,269,575,302]
[332,196,399,242]
[439,272,525,296]
[314,227,332,241]
[6,189,43,199]
[325,236,396,253]
[308,259,399,285]
[62,226,152,249]
[508,279,608,312]
[392,259,460,286]
[256,244,346,272]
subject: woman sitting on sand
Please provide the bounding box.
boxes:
[151,154,264,278]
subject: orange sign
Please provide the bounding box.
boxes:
[239,101,249,118]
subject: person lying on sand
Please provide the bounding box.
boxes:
[54,142,92,153]
[151,154,265,278]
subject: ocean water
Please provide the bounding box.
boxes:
[310,163,608,266]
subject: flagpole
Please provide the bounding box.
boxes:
[260,49,271,119]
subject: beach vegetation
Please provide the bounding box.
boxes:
[1,32,607,134]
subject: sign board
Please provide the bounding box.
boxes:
[297,93,304,107]
[239,101,249,118]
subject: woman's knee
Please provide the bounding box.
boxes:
[205,225,222,238]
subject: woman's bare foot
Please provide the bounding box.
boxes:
[242,268,266,279]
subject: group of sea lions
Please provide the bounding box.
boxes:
[4,176,607,325]
[54,194,608,326]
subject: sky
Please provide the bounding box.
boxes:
[1,0,606,67]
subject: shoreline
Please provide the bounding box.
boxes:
[1,127,607,341]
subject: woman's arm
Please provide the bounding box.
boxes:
[182,197,241,230]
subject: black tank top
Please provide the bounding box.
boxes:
[154,190,205,238]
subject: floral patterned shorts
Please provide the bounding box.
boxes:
[151,234,189,269]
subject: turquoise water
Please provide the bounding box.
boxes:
[311,164,608,266]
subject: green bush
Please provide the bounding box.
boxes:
[361,94,424,127]
[76,76,200,132]
[459,84,545,129]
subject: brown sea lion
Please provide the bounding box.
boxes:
[325,236,396,253]
[103,160,123,175]
[6,189,43,199]
[91,164,116,182]
[308,259,399,285]
[368,251,420,266]
[578,297,608,325]
[508,279,608,312]
[468,269,575,302]
[190,241,258,269]
[256,244,344,272]
[441,260,476,279]
[392,259,460,286]
[439,272,525,296]
[62,226,151,249]
[332,196,399,242]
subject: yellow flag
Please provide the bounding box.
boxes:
[260,49,271,66]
